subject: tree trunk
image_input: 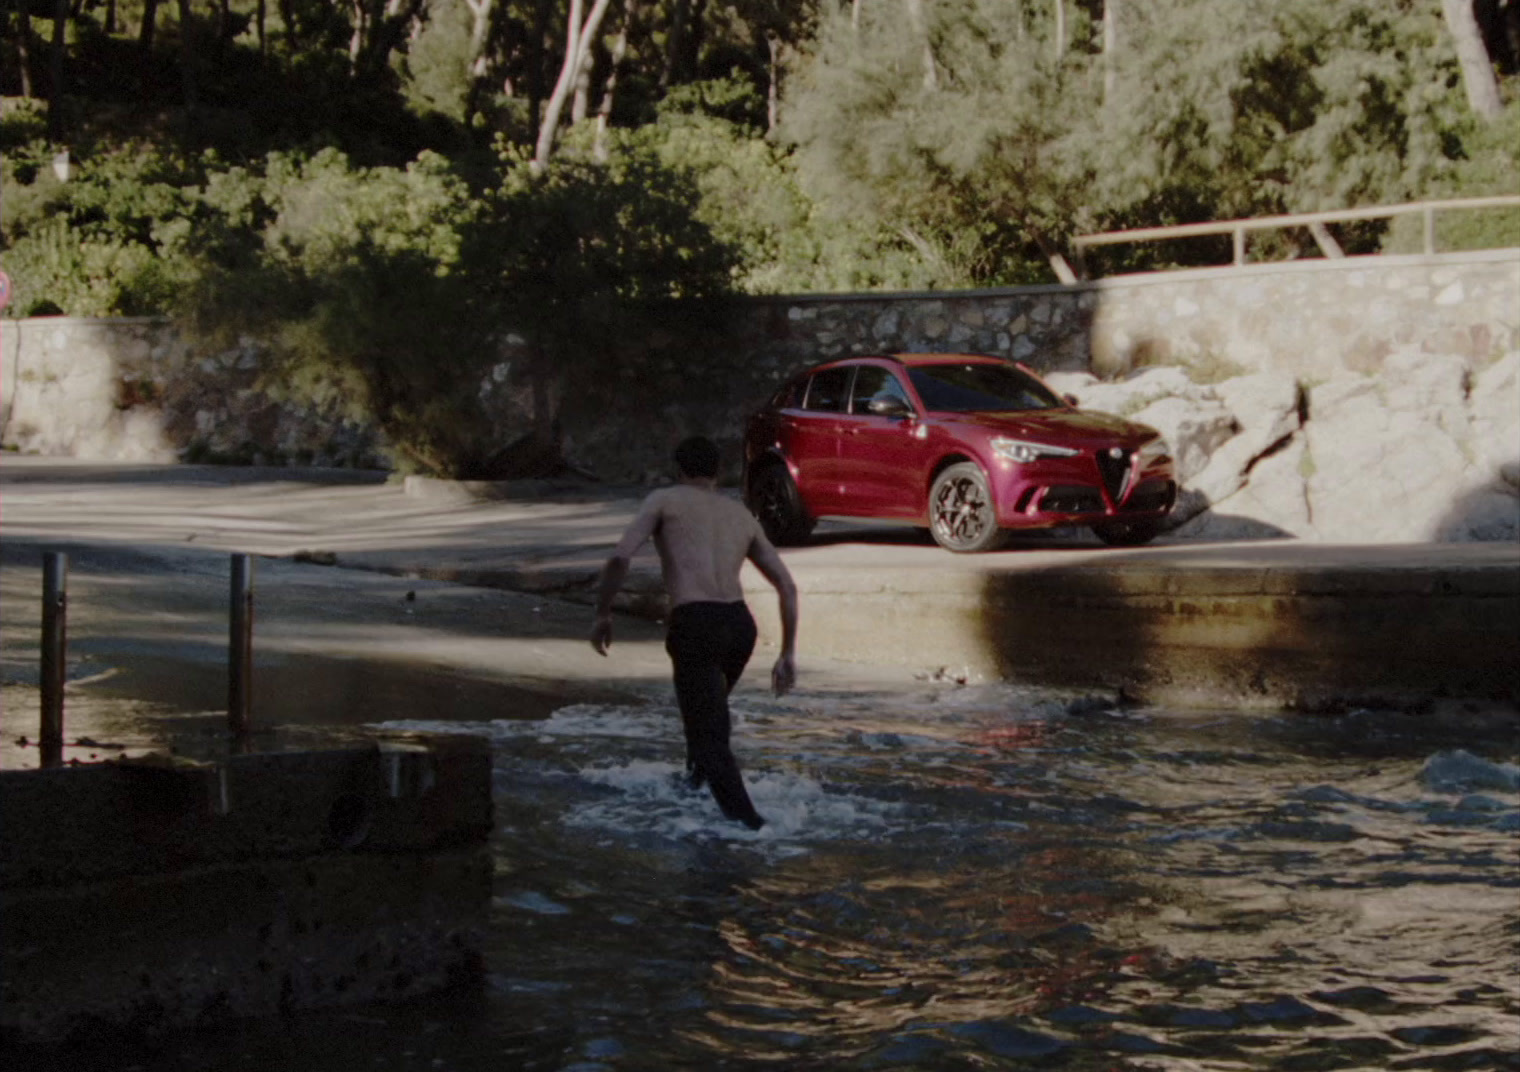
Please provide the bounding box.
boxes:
[532,0,615,172]
[766,33,781,135]
[176,0,197,141]
[279,0,296,50]
[1052,0,1065,59]
[571,47,592,123]
[139,0,157,51]
[904,0,936,89]
[594,0,635,160]
[256,0,265,53]
[662,0,687,88]
[47,0,66,140]
[1443,0,1503,119]
[463,0,496,76]
[13,0,33,98]
[528,0,551,143]
[1102,0,1117,105]
[349,0,367,66]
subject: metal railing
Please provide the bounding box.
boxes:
[31,551,256,769]
[1069,195,1520,275]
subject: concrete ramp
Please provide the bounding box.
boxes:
[745,540,1520,711]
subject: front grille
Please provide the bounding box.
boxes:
[1122,479,1175,513]
[1040,486,1104,513]
[1095,448,1132,503]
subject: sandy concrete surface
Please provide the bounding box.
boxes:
[0,459,934,768]
[2,457,1517,731]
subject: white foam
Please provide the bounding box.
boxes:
[496,890,572,915]
[1420,749,1520,794]
[567,759,903,850]
[373,703,678,742]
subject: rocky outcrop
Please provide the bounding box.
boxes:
[1047,349,1520,542]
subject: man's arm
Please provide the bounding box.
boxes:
[591,497,661,655]
[747,535,799,695]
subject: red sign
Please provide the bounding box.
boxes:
[0,270,10,310]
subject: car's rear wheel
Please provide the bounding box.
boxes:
[929,463,1006,553]
[748,463,814,546]
[1091,518,1162,547]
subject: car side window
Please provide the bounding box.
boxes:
[773,378,806,408]
[802,367,851,413]
[850,366,912,414]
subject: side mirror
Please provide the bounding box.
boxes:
[867,396,913,418]
[1064,394,1080,407]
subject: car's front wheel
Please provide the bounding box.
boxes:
[1091,518,1162,547]
[929,463,1005,552]
[748,463,814,546]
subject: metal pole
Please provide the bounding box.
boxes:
[229,553,253,737]
[40,551,67,767]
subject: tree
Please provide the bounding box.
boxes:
[178,149,502,476]
[475,140,738,461]
[1443,0,1503,119]
[783,0,1100,286]
[532,0,616,169]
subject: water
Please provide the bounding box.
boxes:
[13,679,1520,1070]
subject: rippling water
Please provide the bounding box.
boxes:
[20,679,1520,1071]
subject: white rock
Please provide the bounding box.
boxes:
[1229,438,1314,536]
[1469,351,1520,485]
[1129,395,1237,483]
[1213,372,1302,459]
[1304,373,1474,541]
[1041,371,1098,398]
[1173,439,1312,540]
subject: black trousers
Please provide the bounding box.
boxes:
[665,601,764,828]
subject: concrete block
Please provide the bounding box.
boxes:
[0,744,493,1049]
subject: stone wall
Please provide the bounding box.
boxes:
[0,318,385,468]
[2,249,1516,540]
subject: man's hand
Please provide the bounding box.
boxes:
[770,651,796,696]
[590,614,613,655]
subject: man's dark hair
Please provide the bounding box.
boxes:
[674,436,721,479]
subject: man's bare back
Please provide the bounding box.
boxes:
[612,484,767,607]
[591,463,798,696]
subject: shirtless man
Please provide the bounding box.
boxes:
[590,436,799,831]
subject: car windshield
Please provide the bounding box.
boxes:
[907,362,1063,413]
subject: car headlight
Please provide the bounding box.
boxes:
[1137,437,1171,463]
[991,437,1080,463]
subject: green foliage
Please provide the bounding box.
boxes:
[177,149,499,476]
[470,136,740,433]
[1383,99,1520,253]
[400,0,477,124]
[1,141,203,315]
[784,0,1501,281]
[784,0,1104,286]
[632,106,935,293]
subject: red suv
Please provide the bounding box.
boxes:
[742,353,1176,552]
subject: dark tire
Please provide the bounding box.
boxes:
[1091,518,1162,547]
[748,464,814,546]
[929,463,1006,553]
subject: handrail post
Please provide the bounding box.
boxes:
[1232,225,1245,267]
[229,554,253,738]
[1423,206,1436,255]
[40,552,67,768]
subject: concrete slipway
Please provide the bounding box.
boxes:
[2,457,1516,716]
